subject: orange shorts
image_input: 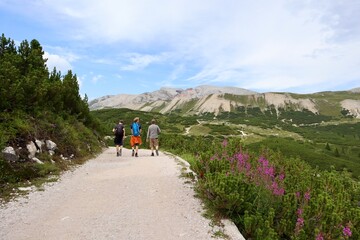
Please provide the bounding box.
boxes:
[130,136,142,146]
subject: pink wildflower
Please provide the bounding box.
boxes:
[296,208,303,216]
[278,173,285,180]
[316,233,324,240]
[222,139,228,147]
[304,191,311,201]
[343,226,352,237]
[296,217,304,227]
[296,192,301,199]
[273,187,285,196]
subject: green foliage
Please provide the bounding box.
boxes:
[245,137,360,179]
[0,34,103,197]
[163,136,360,239]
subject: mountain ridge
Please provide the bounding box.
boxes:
[89,85,360,118]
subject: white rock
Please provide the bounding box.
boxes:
[35,139,44,152]
[2,146,18,162]
[27,141,37,159]
[18,187,32,191]
[46,140,57,151]
[32,157,44,164]
[2,146,15,155]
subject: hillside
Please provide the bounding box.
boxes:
[0,34,104,200]
[89,86,360,118]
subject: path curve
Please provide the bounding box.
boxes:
[0,147,244,240]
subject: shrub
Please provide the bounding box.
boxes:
[166,137,360,239]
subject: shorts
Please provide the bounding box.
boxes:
[149,138,159,148]
[114,135,124,146]
[130,136,142,147]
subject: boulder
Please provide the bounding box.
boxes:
[35,139,44,152]
[45,140,57,151]
[2,146,18,162]
[26,141,37,159]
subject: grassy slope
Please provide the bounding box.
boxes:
[92,108,360,179]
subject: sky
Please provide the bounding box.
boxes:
[1,0,360,100]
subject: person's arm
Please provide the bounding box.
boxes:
[123,127,126,138]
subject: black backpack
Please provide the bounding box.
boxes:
[114,124,124,136]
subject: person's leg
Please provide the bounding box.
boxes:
[130,136,135,156]
[154,138,159,156]
[135,144,139,157]
[116,144,120,156]
[150,139,154,156]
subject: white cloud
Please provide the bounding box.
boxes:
[44,52,72,73]
[120,53,169,71]
[91,74,103,83]
[8,0,360,93]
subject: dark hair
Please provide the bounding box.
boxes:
[151,119,156,124]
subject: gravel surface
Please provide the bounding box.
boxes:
[0,147,244,240]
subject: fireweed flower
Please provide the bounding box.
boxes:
[316,233,324,240]
[296,192,301,199]
[222,139,228,147]
[296,208,303,216]
[296,217,304,227]
[278,173,285,180]
[304,191,311,201]
[343,226,352,237]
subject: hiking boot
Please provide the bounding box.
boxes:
[132,150,135,156]
[116,152,120,157]
[156,150,159,156]
[151,152,154,156]
[119,149,122,156]
[135,152,138,157]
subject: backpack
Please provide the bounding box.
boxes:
[132,122,140,136]
[114,124,124,136]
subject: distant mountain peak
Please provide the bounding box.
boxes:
[350,87,360,93]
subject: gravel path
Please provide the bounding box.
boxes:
[0,147,244,240]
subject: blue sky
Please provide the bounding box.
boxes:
[1,0,360,100]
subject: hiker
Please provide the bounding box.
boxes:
[113,120,125,156]
[130,117,142,157]
[146,119,161,156]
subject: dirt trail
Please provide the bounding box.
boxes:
[0,147,243,240]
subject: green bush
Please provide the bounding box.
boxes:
[164,136,360,239]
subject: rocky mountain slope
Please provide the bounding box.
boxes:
[89,85,360,118]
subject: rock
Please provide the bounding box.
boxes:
[49,150,55,156]
[35,139,45,152]
[32,157,44,164]
[18,187,33,191]
[27,141,38,159]
[2,146,15,155]
[2,146,18,162]
[45,140,57,151]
